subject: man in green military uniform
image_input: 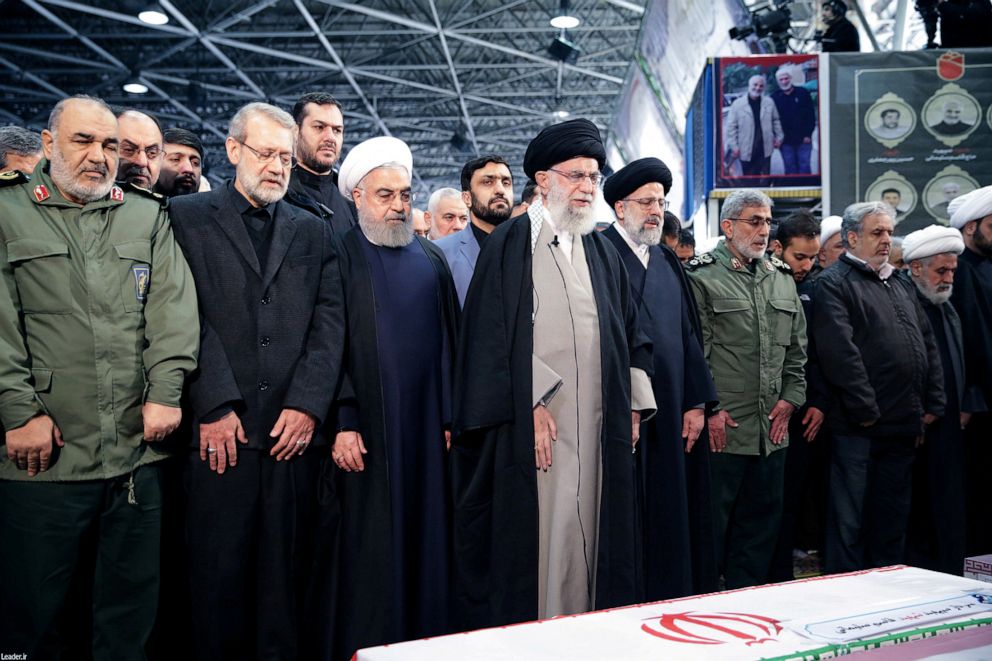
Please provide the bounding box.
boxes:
[0,95,199,660]
[687,189,806,589]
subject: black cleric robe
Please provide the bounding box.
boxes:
[907,293,971,575]
[285,164,357,235]
[304,226,460,660]
[950,247,992,556]
[450,212,653,631]
[601,224,719,599]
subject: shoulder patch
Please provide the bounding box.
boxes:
[124,181,167,207]
[769,255,792,273]
[0,170,28,187]
[685,252,715,271]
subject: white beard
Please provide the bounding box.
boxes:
[359,209,414,248]
[545,184,597,236]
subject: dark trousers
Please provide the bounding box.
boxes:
[825,434,915,573]
[185,449,320,661]
[148,455,191,661]
[710,448,786,589]
[769,413,829,582]
[0,466,162,661]
[741,156,771,176]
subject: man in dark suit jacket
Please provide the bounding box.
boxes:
[169,101,345,661]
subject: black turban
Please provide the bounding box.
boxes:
[522,118,606,180]
[602,157,672,207]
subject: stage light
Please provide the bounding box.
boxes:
[138,4,169,25]
[550,0,580,29]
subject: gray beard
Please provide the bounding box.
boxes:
[50,150,113,203]
[545,190,597,236]
[731,233,767,260]
[359,212,414,248]
[915,279,953,305]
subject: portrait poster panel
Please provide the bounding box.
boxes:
[714,53,821,190]
[826,49,992,235]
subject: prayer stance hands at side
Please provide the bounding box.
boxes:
[5,414,63,477]
[534,404,557,471]
[333,431,367,472]
[200,411,247,475]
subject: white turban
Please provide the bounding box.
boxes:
[949,185,992,229]
[903,224,965,263]
[337,136,413,199]
[820,215,842,245]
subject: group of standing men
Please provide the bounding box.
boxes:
[1,90,991,661]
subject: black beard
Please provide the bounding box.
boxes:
[470,194,512,226]
[298,140,333,174]
[974,226,992,259]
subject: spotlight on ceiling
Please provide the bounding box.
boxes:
[123,73,149,94]
[547,35,581,64]
[138,4,169,25]
[551,96,570,119]
[550,0,580,29]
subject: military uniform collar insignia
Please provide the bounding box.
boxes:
[33,184,49,202]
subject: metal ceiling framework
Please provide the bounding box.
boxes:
[0,0,647,194]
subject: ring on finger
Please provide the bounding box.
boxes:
[207,447,218,454]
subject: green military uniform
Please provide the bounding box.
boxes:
[687,239,806,588]
[0,162,199,660]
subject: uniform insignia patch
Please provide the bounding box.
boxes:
[132,264,150,302]
[764,260,775,271]
[699,253,714,264]
[33,185,49,202]
[731,257,743,270]
[769,255,792,272]
[110,186,125,202]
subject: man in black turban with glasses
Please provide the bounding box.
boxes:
[450,118,655,630]
[601,157,720,600]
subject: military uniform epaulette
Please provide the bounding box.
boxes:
[0,170,28,187]
[768,255,792,273]
[124,181,167,207]
[685,252,715,271]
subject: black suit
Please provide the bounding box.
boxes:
[169,183,345,660]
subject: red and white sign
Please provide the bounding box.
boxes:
[356,567,992,660]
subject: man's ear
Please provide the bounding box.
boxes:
[771,239,784,257]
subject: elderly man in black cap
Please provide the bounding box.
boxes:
[601,157,719,600]
[451,118,655,630]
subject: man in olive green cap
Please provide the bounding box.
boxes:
[0,94,199,660]
[686,188,806,589]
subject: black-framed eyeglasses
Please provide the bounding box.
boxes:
[547,168,602,187]
[728,216,773,228]
[120,141,162,161]
[238,140,293,168]
[623,197,670,212]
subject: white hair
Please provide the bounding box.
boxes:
[428,187,462,214]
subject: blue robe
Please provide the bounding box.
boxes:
[306,227,459,660]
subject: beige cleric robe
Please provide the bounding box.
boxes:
[530,212,654,619]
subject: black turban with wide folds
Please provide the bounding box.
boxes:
[602,157,673,207]
[522,118,606,180]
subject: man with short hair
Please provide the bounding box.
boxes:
[675,229,696,263]
[308,136,459,659]
[929,100,973,136]
[724,75,783,178]
[768,211,830,581]
[412,207,430,237]
[771,68,816,175]
[116,109,164,190]
[452,118,655,628]
[169,101,344,660]
[0,95,199,660]
[286,91,356,234]
[931,182,962,220]
[425,187,469,239]
[818,215,845,269]
[155,127,203,197]
[511,179,538,217]
[874,109,905,140]
[601,157,719,599]
[435,154,513,305]
[881,188,908,215]
[0,126,43,174]
[903,225,974,575]
[662,210,681,249]
[948,187,992,556]
[687,189,807,588]
[814,201,944,573]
